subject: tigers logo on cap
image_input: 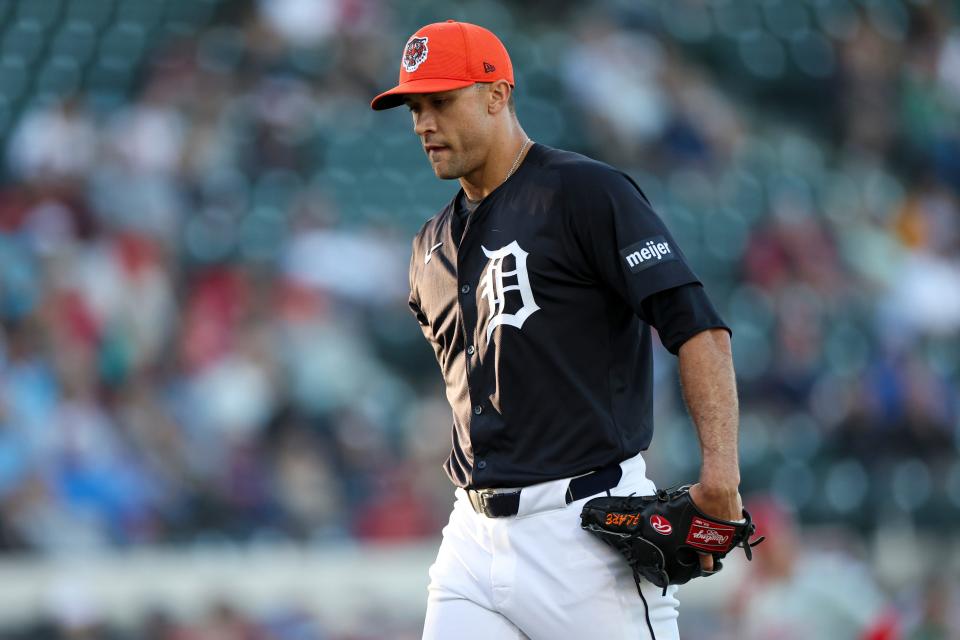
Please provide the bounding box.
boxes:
[403,37,429,72]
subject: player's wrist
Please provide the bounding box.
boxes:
[697,464,741,492]
[689,481,742,524]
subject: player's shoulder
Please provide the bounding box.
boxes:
[532,144,649,206]
[537,145,630,185]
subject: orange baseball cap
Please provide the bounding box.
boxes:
[370,20,514,111]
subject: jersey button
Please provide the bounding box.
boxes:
[460,284,471,294]
[477,460,487,470]
[467,345,475,355]
[473,404,483,415]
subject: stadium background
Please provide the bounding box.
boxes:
[0,0,957,637]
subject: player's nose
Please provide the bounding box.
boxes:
[413,111,436,137]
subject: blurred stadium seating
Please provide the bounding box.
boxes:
[0,0,957,637]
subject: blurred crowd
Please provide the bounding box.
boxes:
[0,0,958,637]
[2,601,422,640]
[0,0,451,554]
[5,602,328,640]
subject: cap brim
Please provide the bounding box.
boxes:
[370,77,477,110]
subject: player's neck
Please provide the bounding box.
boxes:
[460,125,530,202]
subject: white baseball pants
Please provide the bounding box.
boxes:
[422,454,680,640]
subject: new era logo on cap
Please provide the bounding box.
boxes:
[483,61,496,73]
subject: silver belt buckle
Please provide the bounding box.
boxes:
[479,491,491,515]
[468,489,491,515]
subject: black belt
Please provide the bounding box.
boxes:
[465,463,623,518]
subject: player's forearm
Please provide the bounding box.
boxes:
[677,328,741,490]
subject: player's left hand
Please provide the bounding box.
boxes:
[688,482,743,573]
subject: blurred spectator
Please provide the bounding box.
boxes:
[902,578,960,640]
[7,98,97,184]
[730,497,899,640]
[185,602,266,640]
[563,18,671,163]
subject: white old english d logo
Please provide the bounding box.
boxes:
[478,241,540,344]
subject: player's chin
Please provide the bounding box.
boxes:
[432,163,462,180]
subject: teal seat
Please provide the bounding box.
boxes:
[16,0,63,30]
[164,0,219,28]
[65,0,116,31]
[50,21,99,66]
[0,58,29,105]
[374,132,423,176]
[2,20,46,65]
[86,59,134,95]
[761,0,810,39]
[115,0,167,30]
[34,57,82,98]
[713,1,761,38]
[812,0,860,41]
[97,22,147,69]
[737,30,786,79]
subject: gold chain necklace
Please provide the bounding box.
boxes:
[505,138,532,182]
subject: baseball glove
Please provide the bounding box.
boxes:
[580,485,764,595]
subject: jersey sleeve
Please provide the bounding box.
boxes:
[640,283,730,354]
[565,166,701,317]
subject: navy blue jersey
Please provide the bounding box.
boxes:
[408,143,727,488]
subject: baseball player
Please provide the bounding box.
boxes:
[371,20,743,640]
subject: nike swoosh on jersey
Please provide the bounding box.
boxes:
[424,242,443,264]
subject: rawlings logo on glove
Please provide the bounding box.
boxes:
[580,485,764,596]
[687,518,734,550]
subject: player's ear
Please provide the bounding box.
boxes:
[486,80,511,115]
